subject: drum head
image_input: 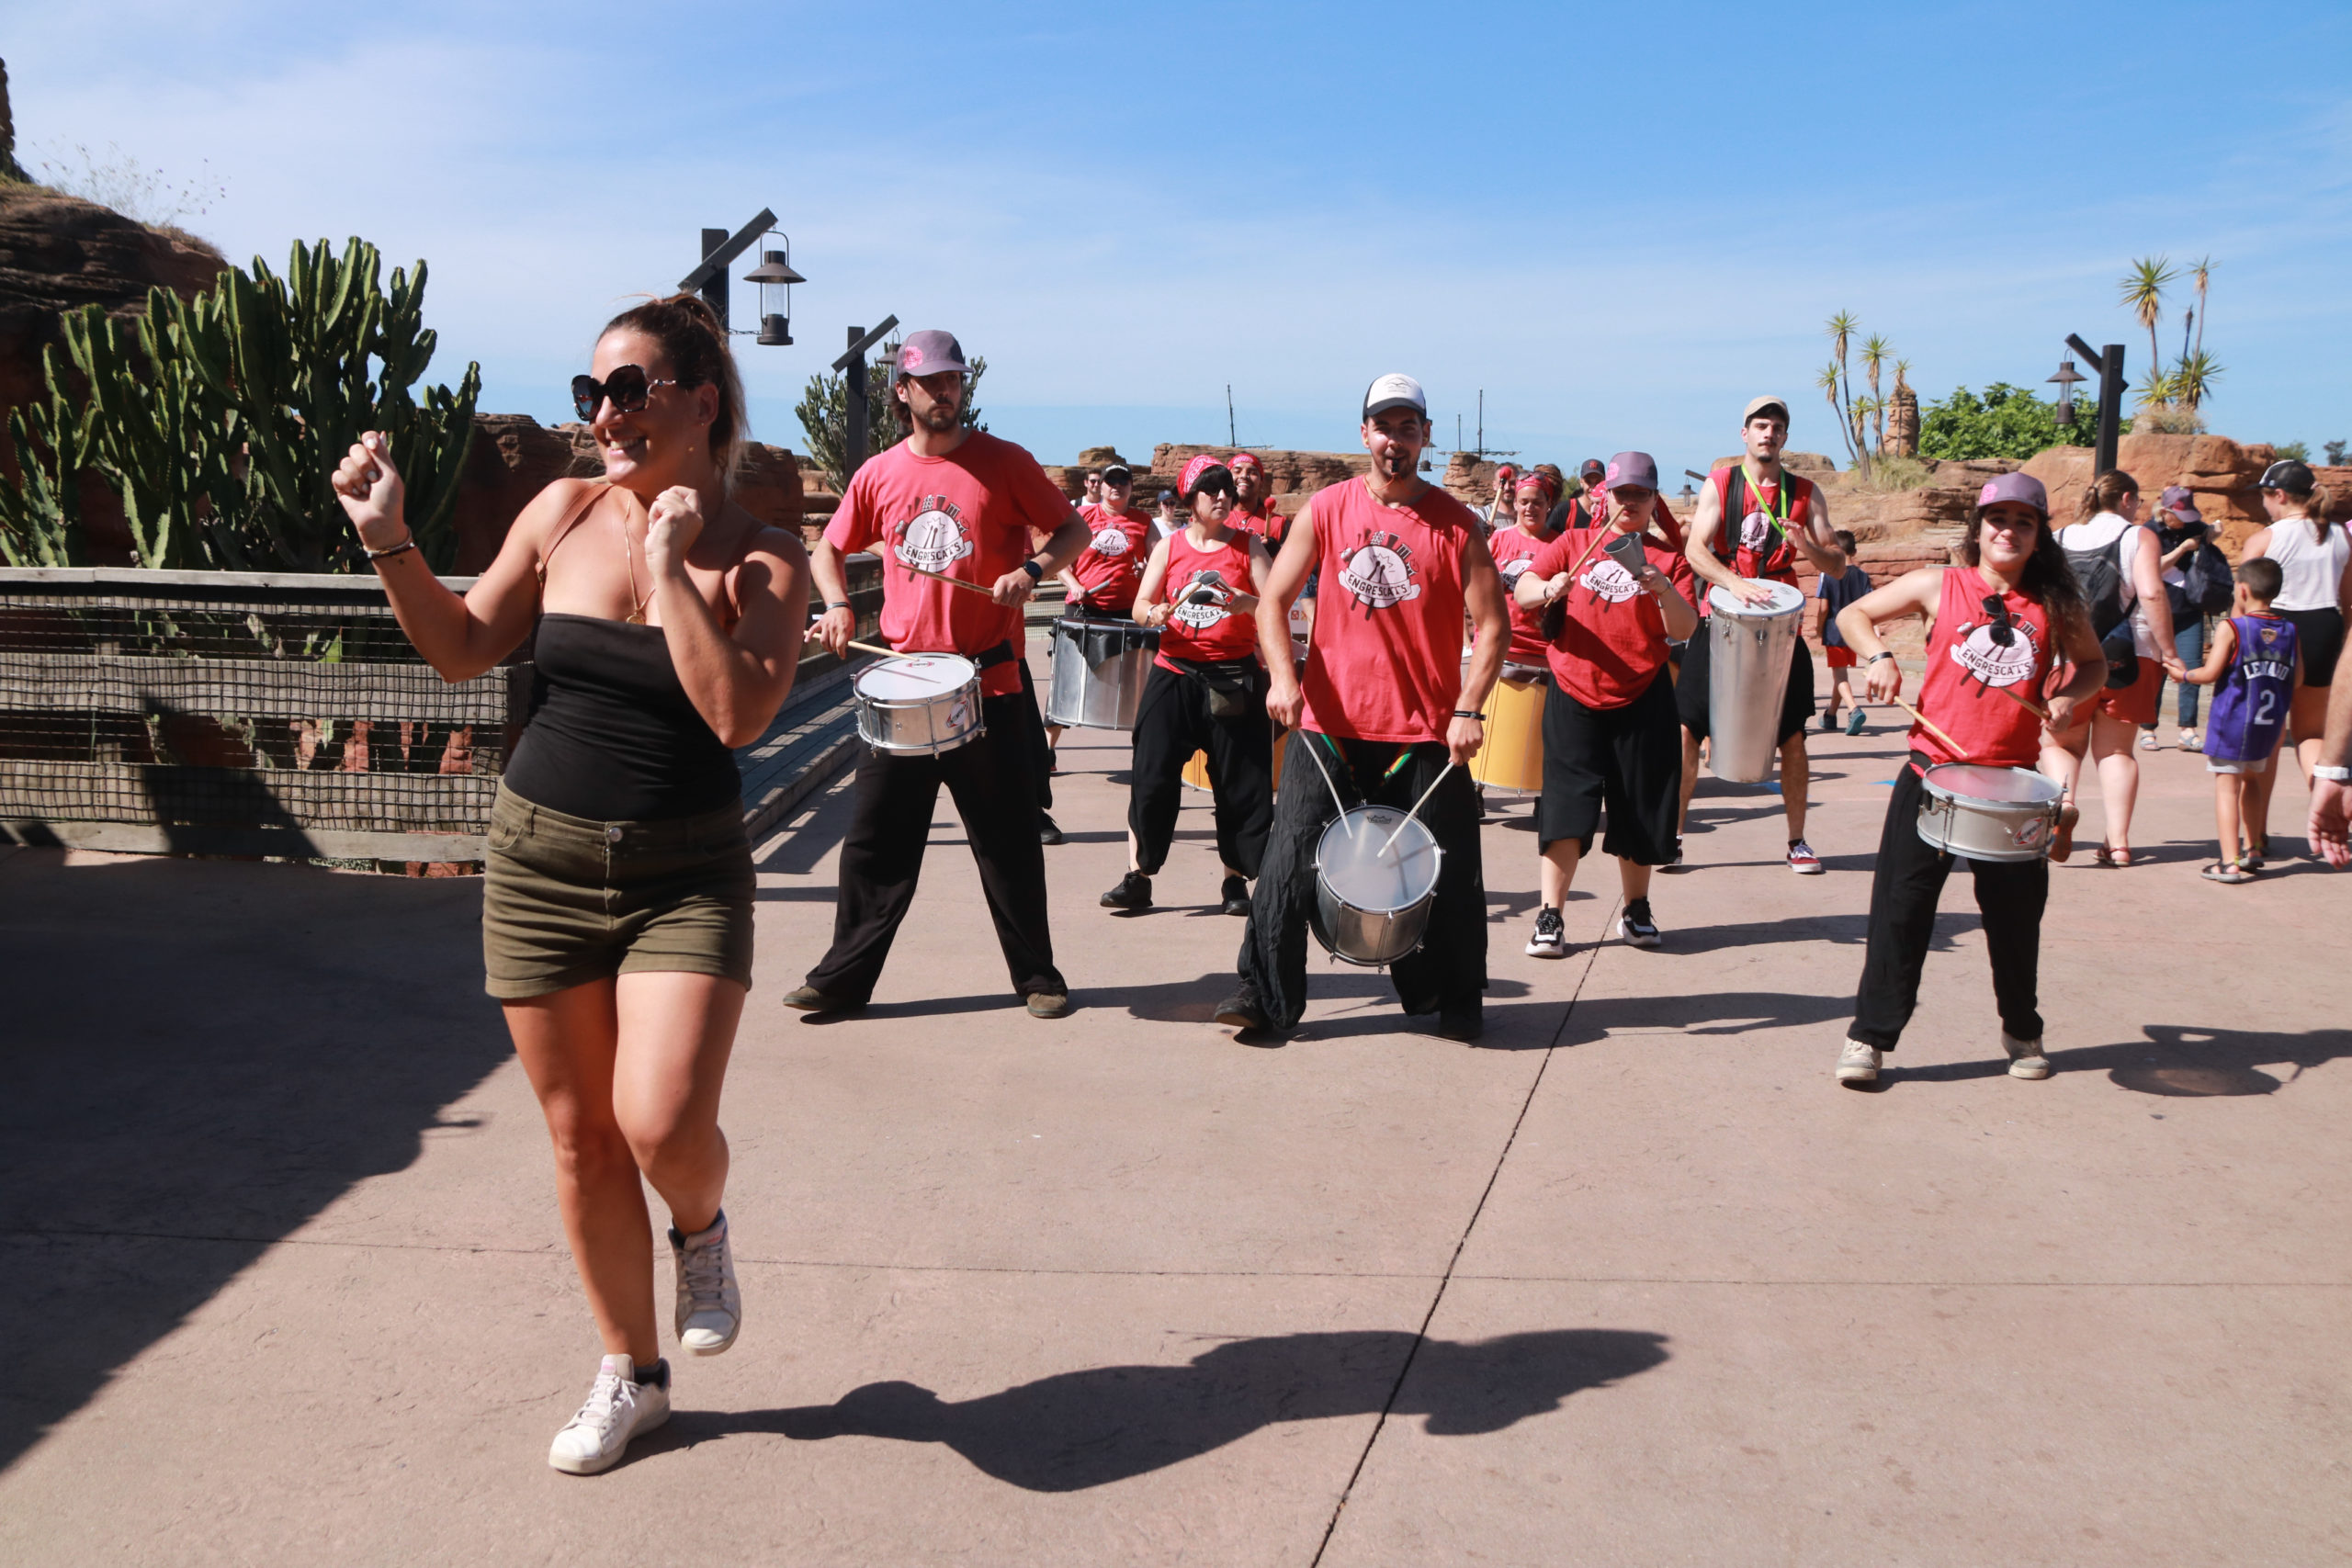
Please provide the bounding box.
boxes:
[1707,580,1805,618]
[1316,807,1440,913]
[856,654,978,700]
[1921,763,2062,806]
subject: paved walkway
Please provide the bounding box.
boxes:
[2,669,2346,1566]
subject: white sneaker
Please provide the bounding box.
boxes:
[670,1211,741,1356]
[1524,906,1567,958]
[1836,1038,1881,1084]
[2003,1032,2051,1079]
[548,1354,670,1475]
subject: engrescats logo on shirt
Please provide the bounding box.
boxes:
[1170,569,1233,629]
[1739,509,1780,551]
[894,495,973,575]
[1337,531,1421,609]
[1948,615,2041,688]
[1089,524,1135,556]
[1497,556,1534,586]
[1578,558,1642,604]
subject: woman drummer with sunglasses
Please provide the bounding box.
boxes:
[1826,473,2106,1089]
[332,293,809,1474]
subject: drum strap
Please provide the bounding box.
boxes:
[971,640,1019,671]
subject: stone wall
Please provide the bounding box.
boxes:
[448,415,804,571]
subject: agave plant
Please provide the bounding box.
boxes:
[2173,351,2223,412]
[2135,365,2179,411]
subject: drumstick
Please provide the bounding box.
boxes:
[1295,728,1357,840]
[1888,696,1972,761]
[846,638,898,659]
[1379,761,1458,857]
[901,562,999,596]
[1990,681,2052,723]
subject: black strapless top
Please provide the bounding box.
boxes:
[503,614,741,821]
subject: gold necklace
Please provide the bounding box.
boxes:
[620,514,652,624]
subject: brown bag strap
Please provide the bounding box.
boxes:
[534,482,612,593]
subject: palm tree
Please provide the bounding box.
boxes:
[1860,333,1891,455]
[1823,312,1868,478]
[2174,351,2222,412]
[2119,256,2176,391]
[2189,256,2211,361]
[1816,359,1864,475]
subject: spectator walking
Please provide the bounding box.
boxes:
[2184,557,2301,882]
[2240,459,2351,862]
[2142,485,2216,751]
[1816,530,1873,735]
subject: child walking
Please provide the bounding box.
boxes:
[1816,530,1873,735]
[2186,558,2301,883]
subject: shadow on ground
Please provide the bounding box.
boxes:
[652,1326,1668,1489]
[1877,1022,2352,1095]
[0,852,510,1475]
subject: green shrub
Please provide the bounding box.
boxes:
[1918,382,2123,462]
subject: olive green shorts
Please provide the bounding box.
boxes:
[481,784,755,999]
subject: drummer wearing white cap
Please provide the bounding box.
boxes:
[1216,373,1510,1043]
[795,329,1091,1019]
[1827,472,2108,1087]
[1678,396,1848,873]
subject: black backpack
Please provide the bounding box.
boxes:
[2063,525,2142,688]
[2182,537,2235,615]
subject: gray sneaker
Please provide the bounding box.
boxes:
[1836,1038,1882,1084]
[669,1211,741,1357]
[548,1354,670,1475]
[2002,1032,2051,1079]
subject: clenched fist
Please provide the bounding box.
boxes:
[332,432,409,551]
[646,485,706,579]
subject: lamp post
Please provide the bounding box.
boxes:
[677,208,780,335]
[833,316,901,483]
[2046,355,2087,430]
[742,239,805,346]
[2061,334,2127,478]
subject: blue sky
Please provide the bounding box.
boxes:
[11,0,2350,480]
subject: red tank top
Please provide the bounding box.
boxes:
[1914,567,2054,769]
[1300,479,1477,744]
[1701,466,1815,607]
[1484,525,1553,666]
[1156,528,1261,667]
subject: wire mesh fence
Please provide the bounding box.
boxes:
[0,569,515,863]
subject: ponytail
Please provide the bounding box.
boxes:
[599,293,748,492]
[2078,469,2139,522]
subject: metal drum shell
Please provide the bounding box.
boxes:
[854,655,985,757]
[1704,581,1806,784]
[1309,806,1444,968]
[1046,616,1160,731]
[1914,763,2064,862]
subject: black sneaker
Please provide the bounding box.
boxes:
[1618,897,1662,948]
[782,984,861,1013]
[1661,838,1687,873]
[1524,905,1566,958]
[1435,1006,1484,1043]
[1214,991,1271,1031]
[1219,874,1252,917]
[1038,812,1065,846]
[1101,870,1152,909]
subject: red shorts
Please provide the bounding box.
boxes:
[2095,658,2163,726]
[1826,645,1857,670]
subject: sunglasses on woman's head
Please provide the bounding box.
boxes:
[571,364,679,420]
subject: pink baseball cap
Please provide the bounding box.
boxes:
[895,329,969,380]
[1976,472,2050,515]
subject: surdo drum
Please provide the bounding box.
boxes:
[1046,616,1159,731]
[854,654,983,756]
[1310,806,1443,967]
[1915,763,2064,862]
[1704,580,1807,784]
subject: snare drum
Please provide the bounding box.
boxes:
[1915,762,2064,862]
[1046,616,1159,731]
[854,654,984,756]
[1310,805,1443,967]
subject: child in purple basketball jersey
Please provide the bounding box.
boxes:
[2186,557,2301,883]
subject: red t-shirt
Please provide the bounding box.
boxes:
[1530,526,1695,709]
[1069,503,1152,614]
[1700,466,1817,607]
[1155,528,1261,668]
[1231,499,1285,547]
[824,432,1073,697]
[1299,479,1481,744]
[1914,567,2054,770]
[1484,525,1555,667]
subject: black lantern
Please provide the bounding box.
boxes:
[2047,356,2086,428]
[742,238,805,346]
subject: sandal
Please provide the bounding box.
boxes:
[2093,844,2134,868]
[2051,799,2079,863]
[2201,862,2254,885]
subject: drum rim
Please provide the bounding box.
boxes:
[1918,761,2064,807]
[855,655,980,701]
[1705,581,1805,617]
[1313,808,1443,913]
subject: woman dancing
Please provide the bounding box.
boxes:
[332,294,808,1473]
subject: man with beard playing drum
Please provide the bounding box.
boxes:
[1102,455,1278,917]
[1829,473,2107,1087]
[797,330,1091,1019]
[1216,374,1510,1043]
[1513,454,1699,957]
[1679,396,1847,873]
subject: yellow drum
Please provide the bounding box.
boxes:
[1469,670,1547,793]
[1182,729,1288,792]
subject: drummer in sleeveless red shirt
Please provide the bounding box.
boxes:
[1486,466,1564,675]
[1045,462,1154,759]
[797,330,1091,1019]
[1513,453,1700,957]
[1216,373,1511,1043]
[1678,396,1848,874]
[1102,455,1279,918]
[1829,473,2107,1087]
[1228,451,1285,545]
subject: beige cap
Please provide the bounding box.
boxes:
[1743,394,1792,426]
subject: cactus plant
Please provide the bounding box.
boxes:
[0,235,481,572]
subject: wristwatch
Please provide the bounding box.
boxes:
[2315,765,2352,783]
[1020,560,1044,581]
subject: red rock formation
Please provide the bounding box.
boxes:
[2021,435,2281,557]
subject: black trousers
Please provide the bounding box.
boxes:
[1851,757,2046,1050]
[1236,732,1487,1028]
[1675,620,1815,745]
[1127,661,1273,877]
[1536,671,1679,863]
[1017,655,1053,811]
[805,689,1066,1004]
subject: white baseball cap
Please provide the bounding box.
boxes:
[1363,372,1428,420]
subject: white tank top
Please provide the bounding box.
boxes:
[2262,515,2350,613]
[2057,511,2156,657]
